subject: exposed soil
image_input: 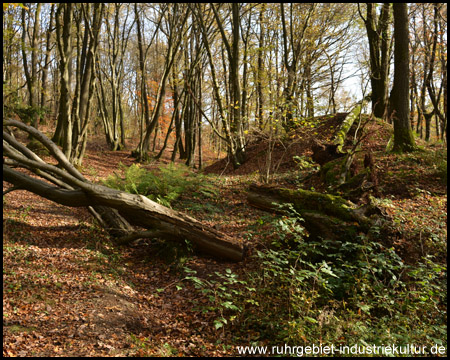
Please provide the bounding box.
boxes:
[204,113,350,176]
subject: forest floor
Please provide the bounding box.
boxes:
[3,117,447,356]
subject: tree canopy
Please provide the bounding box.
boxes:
[3,3,446,166]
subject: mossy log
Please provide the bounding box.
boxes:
[332,96,370,153]
[319,154,378,201]
[247,184,373,241]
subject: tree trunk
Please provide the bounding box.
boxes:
[70,3,103,166]
[171,64,186,161]
[21,4,42,130]
[280,3,316,131]
[53,3,73,156]
[257,4,266,130]
[134,4,152,159]
[135,4,188,162]
[195,4,237,167]
[390,3,416,152]
[40,4,55,125]
[361,3,391,120]
[305,54,314,119]
[210,3,246,168]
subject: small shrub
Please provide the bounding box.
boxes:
[183,267,252,331]
[103,163,216,208]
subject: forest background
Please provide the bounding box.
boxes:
[4,3,446,165]
[3,3,448,357]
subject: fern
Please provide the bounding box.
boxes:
[102,162,212,208]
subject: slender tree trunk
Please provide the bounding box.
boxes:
[305,53,314,119]
[40,4,55,126]
[197,69,203,169]
[229,3,246,167]
[134,4,151,158]
[53,3,73,157]
[196,4,236,165]
[361,3,391,120]
[71,3,103,166]
[171,65,185,161]
[136,4,188,161]
[391,3,416,152]
[21,4,42,130]
[257,4,266,130]
[280,3,315,130]
[424,3,446,142]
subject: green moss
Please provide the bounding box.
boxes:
[7,324,37,333]
[334,104,361,151]
[300,210,361,243]
[26,138,50,156]
[392,126,417,153]
[320,158,344,185]
[279,188,357,223]
[336,170,369,201]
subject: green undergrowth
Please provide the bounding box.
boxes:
[176,201,446,355]
[102,162,218,208]
[232,205,447,352]
[160,200,446,354]
[398,147,447,184]
[382,146,447,190]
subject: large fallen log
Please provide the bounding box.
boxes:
[3,119,244,261]
[247,184,374,242]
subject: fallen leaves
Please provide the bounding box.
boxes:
[3,172,246,356]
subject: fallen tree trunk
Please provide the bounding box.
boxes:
[247,184,373,242]
[332,95,370,153]
[3,120,134,238]
[3,119,244,261]
[313,96,375,186]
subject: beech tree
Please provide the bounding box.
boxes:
[211,3,247,167]
[280,3,316,130]
[390,3,416,153]
[96,3,134,151]
[39,4,55,126]
[20,4,42,129]
[134,3,189,162]
[358,3,392,120]
[52,3,104,166]
[423,3,447,141]
[409,4,447,141]
[51,3,73,152]
[193,3,244,168]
